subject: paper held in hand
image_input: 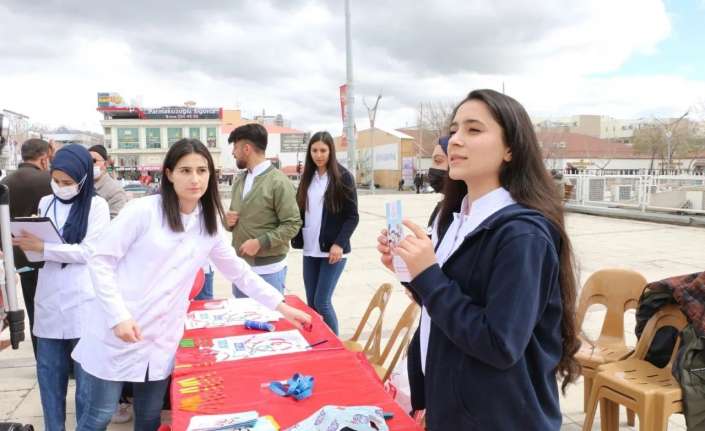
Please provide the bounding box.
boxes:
[10,217,64,262]
[385,200,411,282]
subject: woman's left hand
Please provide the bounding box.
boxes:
[276,302,313,331]
[12,230,44,253]
[395,219,438,279]
[328,244,344,264]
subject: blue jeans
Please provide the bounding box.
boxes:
[232,266,287,298]
[36,337,85,431]
[77,370,169,431]
[303,257,347,335]
[194,269,214,300]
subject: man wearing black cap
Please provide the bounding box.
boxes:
[89,144,127,218]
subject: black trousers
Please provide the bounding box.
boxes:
[19,269,38,358]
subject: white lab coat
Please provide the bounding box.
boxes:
[33,194,110,339]
[72,195,284,382]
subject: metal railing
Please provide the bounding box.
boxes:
[564,174,705,216]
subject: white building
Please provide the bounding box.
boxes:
[99,106,223,177]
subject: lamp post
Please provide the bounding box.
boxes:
[344,0,356,180]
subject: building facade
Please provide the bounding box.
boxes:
[99,105,224,178]
[335,127,417,189]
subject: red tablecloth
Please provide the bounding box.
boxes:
[171,295,422,431]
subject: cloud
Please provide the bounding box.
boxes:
[0,0,698,135]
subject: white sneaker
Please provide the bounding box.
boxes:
[111,402,133,424]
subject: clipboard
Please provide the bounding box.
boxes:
[10,217,64,262]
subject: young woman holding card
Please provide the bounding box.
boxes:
[72,139,311,431]
[13,144,111,431]
[377,89,579,430]
[292,131,358,335]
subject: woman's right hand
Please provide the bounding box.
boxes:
[377,229,394,272]
[113,318,143,343]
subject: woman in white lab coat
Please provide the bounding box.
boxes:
[13,144,110,431]
[72,138,311,431]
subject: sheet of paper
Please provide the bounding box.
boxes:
[385,200,411,282]
[10,217,64,262]
[209,330,310,363]
[185,298,282,330]
[186,411,259,431]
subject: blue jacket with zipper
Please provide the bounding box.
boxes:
[407,203,564,430]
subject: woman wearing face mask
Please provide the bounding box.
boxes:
[377,90,580,430]
[425,135,450,229]
[13,144,111,431]
[292,131,358,335]
[73,139,311,431]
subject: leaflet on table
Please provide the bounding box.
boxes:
[285,405,388,431]
[385,200,411,282]
[186,411,280,431]
[209,330,310,363]
[186,298,283,330]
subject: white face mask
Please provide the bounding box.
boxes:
[51,180,80,200]
[93,166,102,179]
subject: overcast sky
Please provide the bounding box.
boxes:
[1,0,704,133]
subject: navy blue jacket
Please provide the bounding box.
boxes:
[291,167,359,254]
[407,204,564,430]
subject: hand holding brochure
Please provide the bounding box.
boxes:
[10,217,64,262]
[385,200,411,282]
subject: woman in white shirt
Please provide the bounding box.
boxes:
[73,138,311,431]
[291,131,359,335]
[13,144,110,431]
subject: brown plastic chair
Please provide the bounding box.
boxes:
[575,268,647,424]
[582,304,687,431]
[370,301,420,382]
[343,283,393,362]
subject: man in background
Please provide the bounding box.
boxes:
[226,123,301,296]
[0,138,53,357]
[89,144,127,218]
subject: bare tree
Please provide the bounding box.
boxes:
[633,126,665,173]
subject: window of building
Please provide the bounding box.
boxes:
[146,128,162,149]
[189,127,201,140]
[117,128,139,149]
[206,127,217,148]
[168,128,183,146]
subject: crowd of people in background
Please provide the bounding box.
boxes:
[1,89,583,431]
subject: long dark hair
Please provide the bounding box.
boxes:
[161,138,225,235]
[439,89,580,392]
[296,131,350,214]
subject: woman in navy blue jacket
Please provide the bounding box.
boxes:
[292,131,359,335]
[378,89,580,430]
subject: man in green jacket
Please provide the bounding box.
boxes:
[226,123,301,296]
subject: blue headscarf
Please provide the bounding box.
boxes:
[50,144,95,245]
[438,136,449,155]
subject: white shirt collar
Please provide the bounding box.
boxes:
[249,160,271,177]
[459,187,514,219]
[314,170,328,181]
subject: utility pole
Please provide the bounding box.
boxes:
[344,0,356,180]
[364,94,382,193]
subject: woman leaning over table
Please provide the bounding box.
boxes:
[72,139,311,431]
[13,144,110,431]
[378,89,580,430]
[292,131,358,335]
